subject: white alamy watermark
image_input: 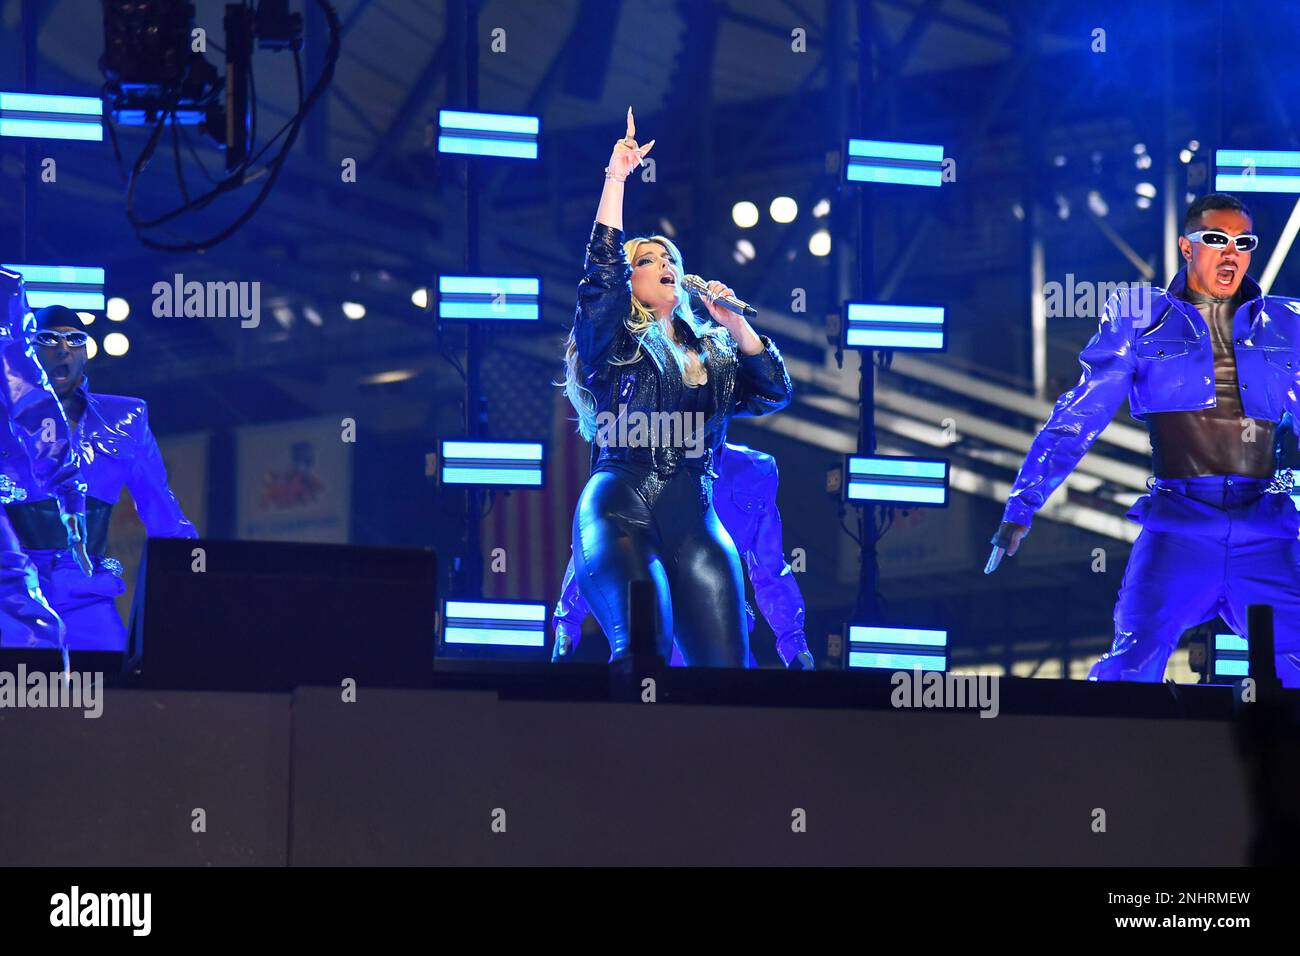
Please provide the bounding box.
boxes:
[890,667,1000,718]
[50,886,150,936]
[0,665,102,718]
[152,273,261,328]
[1045,275,1154,323]
[594,404,706,458]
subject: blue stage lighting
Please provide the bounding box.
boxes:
[844,302,945,350]
[1215,149,1300,193]
[440,440,544,488]
[442,599,548,648]
[438,109,539,159]
[2,263,106,310]
[437,275,541,321]
[1211,633,1249,679]
[846,625,948,671]
[0,92,104,141]
[845,456,948,506]
[846,138,944,187]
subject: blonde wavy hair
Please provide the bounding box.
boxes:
[560,235,727,441]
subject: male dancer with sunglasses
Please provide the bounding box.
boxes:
[0,305,196,651]
[986,193,1300,685]
[0,270,90,654]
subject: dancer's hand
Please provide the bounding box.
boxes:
[698,279,742,330]
[552,623,580,662]
[61,511,94,576]
[605,107,655,181]
[984,521,1028,574]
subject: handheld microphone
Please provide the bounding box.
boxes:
[682,274,758,318]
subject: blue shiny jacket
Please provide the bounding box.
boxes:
[1004,269,1300,527]
[555,442,808,665]
[0,268,85,517]
[0,376,196,540]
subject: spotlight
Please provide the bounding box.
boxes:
[1216,149,1300,193]
[1179,149,1193,164]
[812,198,830,218]
[361,369,418,386]
[735,239,755,261]
[103,332,129,356]
[1135,154,1152,169]
[437,109,540,160]
[1133,142,1147,155]
[302,305,323,325]
[844,303,944,351]
[808,230,831,256]
[1087,190,1109,216]
[76,311,96,325]
[732,201,759,228]
[1052,154,1067,167]
[106,296,130,321]
[769,196,797,223]
[1136,196,1153,210]
[85,337,99,359]
[844,455,948,506]
[440,440,544,488]
[1011,203,1025,221]
[846,138,944,187]
[0,93,103,142]
[657,217,676,238]
[342,301,366,320]
[1188,139,1200,151]
[1135,182,1157,198]
[272,304,294,328]
[437,276,541,321]
[3,265,106,311]
[411,288,430,309]
[845,625,949,671]
[440,599,548,655]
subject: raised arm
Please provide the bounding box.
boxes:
[0,269,90,573]
[574,109,655,373]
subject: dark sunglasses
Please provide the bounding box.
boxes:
[1185,229,1259,252]
[33,330,90,348]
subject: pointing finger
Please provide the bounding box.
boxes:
[626,106,635,140]
[638,139,655,164]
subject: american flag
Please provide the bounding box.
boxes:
[480,349,587,606]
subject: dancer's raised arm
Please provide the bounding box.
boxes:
[595,106,654,231]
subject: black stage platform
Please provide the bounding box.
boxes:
[2,659,1290,866]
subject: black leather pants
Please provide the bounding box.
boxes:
[572,463,748,666]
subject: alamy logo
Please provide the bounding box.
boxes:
[152,273,261,328]
[50,886,150,936]
[890,667,1000,718]
[1044,275,1153,323]
[594,403,706,458]
[0,666,102,718]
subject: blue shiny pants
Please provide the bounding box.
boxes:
[572,464,749,666]
[1089,475,1300,686]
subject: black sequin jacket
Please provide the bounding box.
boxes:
[573,221,793,478]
